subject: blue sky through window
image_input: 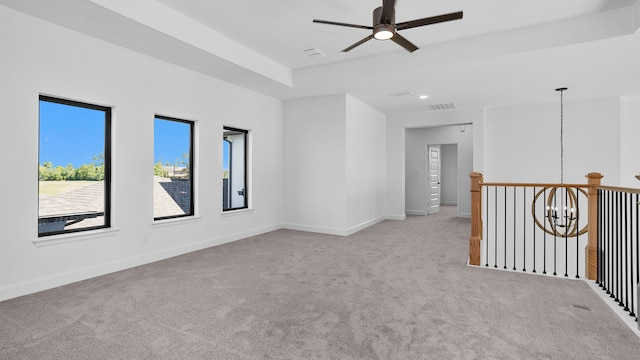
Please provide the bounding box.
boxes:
[39,100,105,168]
[39,101,191,169]
[223,140,230,171]
[154,118,190,166]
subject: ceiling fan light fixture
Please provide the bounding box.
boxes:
[313,1,463,52]
[373,24,394,40]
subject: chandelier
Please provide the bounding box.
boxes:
[532,88,587,237]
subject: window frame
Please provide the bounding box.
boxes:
[153,115,195,221]
[223,126,249,212]
[38,95,112,237]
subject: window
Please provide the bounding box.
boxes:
[223,127,248,211]
[38,96,111,236]
[154,116,194,220]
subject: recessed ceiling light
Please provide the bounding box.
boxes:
[419,95,429,99]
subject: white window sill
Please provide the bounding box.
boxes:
[221,208,254,217]
[152,216,202,228]
[33,228,120,247]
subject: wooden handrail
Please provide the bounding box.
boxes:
[470,171,640,281]
[469,172,606,276]
[596,185,640,195]
[480,182,588,188]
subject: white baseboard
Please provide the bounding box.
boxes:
[405,210,427,216]
[282,216,385,237]
[0,224,280,302]
[345,216,386,235]
[586,281,640,338]
[385,214,406,221]
[282,223,347,236]
[458,212,471,218]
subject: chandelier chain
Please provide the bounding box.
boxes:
[556,87,567,184]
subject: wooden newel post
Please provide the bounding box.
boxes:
[586,172,603,280]
[469,172,483,266]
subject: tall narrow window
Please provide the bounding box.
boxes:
[38,96,111,236]
[223,127,248,211]
[154,116,194,220]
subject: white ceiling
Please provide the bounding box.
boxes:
[3,0,640,114]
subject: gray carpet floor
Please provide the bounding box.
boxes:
[2,206,640,359]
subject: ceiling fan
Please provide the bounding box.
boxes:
[313,0,463,53]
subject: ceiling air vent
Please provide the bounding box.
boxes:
[303,47,327,59]
[389,91,411,97]
[429,103,457,111]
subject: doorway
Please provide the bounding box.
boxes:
[404,124,471,217]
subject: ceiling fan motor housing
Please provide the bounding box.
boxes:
[373,6,394,26]
[373,6,395,40]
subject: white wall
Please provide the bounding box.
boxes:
[404,125,473,217]
[345,95,387,231]
[386,108,483,219]
[441,144,459,206]
[620,96,640,187]
[484,97,621,185]
[283,95,347,233]
[283,94,387,235]
[0,7,284,301]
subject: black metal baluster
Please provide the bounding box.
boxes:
[604,190,610,293]
[575,187,579,278]
[494,187,498,268]
[623,193,629,311]
[532,187,536,273]
[554,187,557,276]
[612,190,618,300]
[630,192,636,318]
[635,193,639,321]
[504,186,507,270]
[564,187,569,277]
[602,189,608,290]
[609,190,614,298]
[543,188,547,275]
[513,186,517,271]
[616,191,621,304]
[523,186,527,272]
[485,186,489,267]
[597,189,602,286]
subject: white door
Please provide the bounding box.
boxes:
[427,145,441,215]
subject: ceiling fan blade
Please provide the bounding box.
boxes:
[390,32,419,53]
[342,34,375,52]
[313,19,373,30]
[395,11,463,31]
[380,0,397,23]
